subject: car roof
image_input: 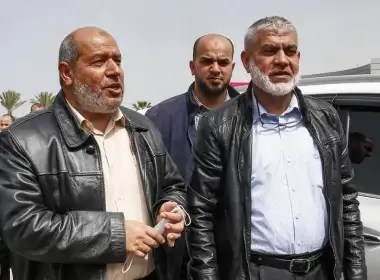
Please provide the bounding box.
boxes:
[234,74,380,96]
[137,108,149,114]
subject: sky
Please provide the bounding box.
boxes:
[1,0,380,116]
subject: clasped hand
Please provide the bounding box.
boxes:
[156,201,185,247]
[125,201,185,258]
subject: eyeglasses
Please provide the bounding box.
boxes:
[255,97,302,129]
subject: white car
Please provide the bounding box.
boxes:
[137,108,150,115]
[235,74,380,279]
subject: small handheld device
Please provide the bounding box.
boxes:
[123,204,190,274]
[154,205,183,234]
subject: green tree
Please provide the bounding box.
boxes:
[30,92,56,107]
[132,101,152,111]
[0,90,26,116]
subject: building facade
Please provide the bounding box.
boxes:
[302,58,380,78]
[230,58,380,87]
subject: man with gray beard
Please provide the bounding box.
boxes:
[187,16,366,280]
[0,27,187,280]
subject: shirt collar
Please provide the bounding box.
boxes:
[66,100,125,135]
[191,90,230,111]
[252,90,301,123]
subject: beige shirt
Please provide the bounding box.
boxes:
[67,102,154,280]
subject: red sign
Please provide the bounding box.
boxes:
[230,82,249,87]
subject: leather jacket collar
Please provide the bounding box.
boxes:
[241,81,312,127]
[53,90,148,148]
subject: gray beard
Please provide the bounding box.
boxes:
[248,60,300,96]
[72,78,120,114]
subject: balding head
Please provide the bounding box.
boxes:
[0,114,14,131]
[189,33,235,101]
[192,34,234,60]
[58,27,115,85]
[31,103,44,113]
[70,27,115,54]
[58,26,124,116]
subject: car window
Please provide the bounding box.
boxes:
[339,107,379,196]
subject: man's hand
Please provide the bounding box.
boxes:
[125,220,165,258]
[157,201,185,247]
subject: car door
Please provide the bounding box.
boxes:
[338,105,380,280]
[311,93,380,279]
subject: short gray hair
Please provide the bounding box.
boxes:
[58,33,78,86]
[244,16,297,50]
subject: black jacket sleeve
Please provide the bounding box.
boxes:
[332,111,367,280]
[0,130,126,264]
[0,235,10,280]
[187,116,222,280]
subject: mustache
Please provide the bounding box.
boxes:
[103,81,122,88]
[269,70,292,76]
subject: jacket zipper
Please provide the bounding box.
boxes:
[306,121,337,280]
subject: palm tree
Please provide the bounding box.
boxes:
[132,101,152,111]
[0,90,26,116]
[30,92,56,107]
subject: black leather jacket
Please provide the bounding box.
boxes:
[188,84,366,280]
[0,235,9,280]
[0,92,187,280]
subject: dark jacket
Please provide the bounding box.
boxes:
[0,235,10,280]
[0,131,10,280]
[145,84,240,279]
[187,83,367,280]
[0,92,187,280]
[145,83,240,183]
